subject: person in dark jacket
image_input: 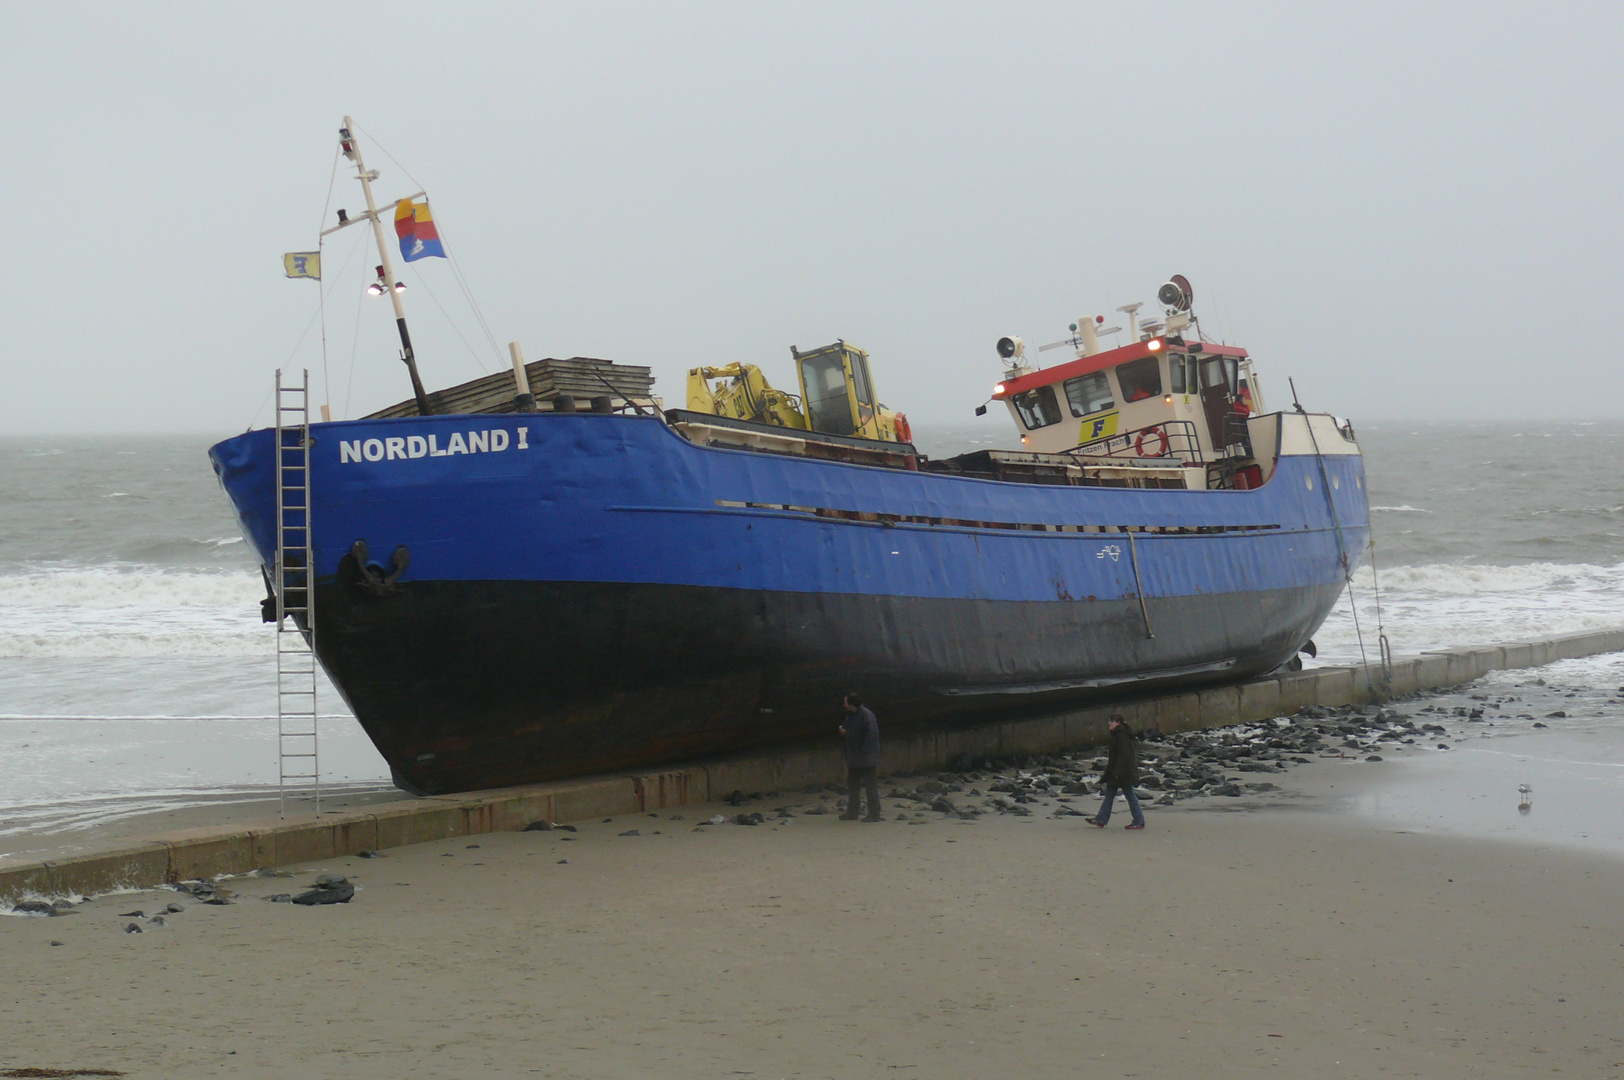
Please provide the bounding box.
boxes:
[838,692,882,822]
[1086,713,1145,830]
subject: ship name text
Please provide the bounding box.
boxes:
[339,427,530,464]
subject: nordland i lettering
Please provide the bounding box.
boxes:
[339,428,521,464]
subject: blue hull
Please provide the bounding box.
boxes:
[209,411,1369,793]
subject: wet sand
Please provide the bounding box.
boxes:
[0,784,402,866]
[5,790,1624,1079]
[7,668,1624,1078]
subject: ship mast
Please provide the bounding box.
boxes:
[324,117,432,416]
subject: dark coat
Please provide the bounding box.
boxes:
[1103,723,1139,788]
[842,706,881,769]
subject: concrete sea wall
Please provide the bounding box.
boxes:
[6,628,1623,903]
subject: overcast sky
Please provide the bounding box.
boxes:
[2,2,1619,437]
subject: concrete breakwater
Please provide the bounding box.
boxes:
[5,628,1622,905]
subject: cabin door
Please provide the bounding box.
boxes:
[1199,356,1238,450]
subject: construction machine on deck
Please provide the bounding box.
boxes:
[686,340,912,444]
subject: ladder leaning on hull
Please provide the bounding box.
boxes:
[274,369,320,815]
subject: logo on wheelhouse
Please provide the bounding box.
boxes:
[339,426,530,463]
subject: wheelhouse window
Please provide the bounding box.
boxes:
[1012,385,1063,429]
[1200,356,1238,396]
[1116,357,1163,402]
[1170,355,1197,394]
[1063,372,1114,417]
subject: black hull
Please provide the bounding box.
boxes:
[314,579,1342,795]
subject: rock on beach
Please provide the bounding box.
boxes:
[292,875,355,906]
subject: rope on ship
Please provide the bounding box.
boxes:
[254,121,510,427]
[1292,379,1392,693]
[356,121,506,374]
[1368,537,1393,684]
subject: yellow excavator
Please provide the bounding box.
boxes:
[685,340,912,443]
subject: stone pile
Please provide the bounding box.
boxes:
[827,701,1455,821]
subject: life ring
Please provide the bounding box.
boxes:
[894,413,912,444]
[1134,426,1169,457]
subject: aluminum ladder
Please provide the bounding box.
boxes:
[274,369,320,815]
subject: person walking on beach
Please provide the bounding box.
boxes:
[838,692,883,822]
[1086,713,1145,830]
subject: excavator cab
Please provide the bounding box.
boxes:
[794,341,880,439]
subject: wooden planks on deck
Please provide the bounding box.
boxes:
[364,357,656,418]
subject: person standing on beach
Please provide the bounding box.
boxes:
[1086,713,1145,830]
[838,692,883,822]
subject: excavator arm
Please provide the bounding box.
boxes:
[686,363,810,429]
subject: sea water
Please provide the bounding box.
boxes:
[1,422,1620,841]
[0,438,391,837]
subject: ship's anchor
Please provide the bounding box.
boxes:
[351,539,411,596]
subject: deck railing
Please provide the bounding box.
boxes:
[1068,418,1205,465]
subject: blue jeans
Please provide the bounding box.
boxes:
[1094,785,1144,826]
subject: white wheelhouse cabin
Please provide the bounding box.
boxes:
[991,324,1269,492]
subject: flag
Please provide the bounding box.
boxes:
[283,252,321,280]
[394,199,446,262]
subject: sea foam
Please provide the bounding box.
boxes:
[0,569,268,658]
[1312,560,1624,666]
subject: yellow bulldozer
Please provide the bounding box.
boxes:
[685,340,912,444]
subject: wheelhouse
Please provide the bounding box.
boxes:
[988,279,1271,490]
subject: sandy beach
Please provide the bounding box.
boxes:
[5,758,1624,1080]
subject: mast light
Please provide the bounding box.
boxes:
[1148,339,1163,351]
[368,265,405,296]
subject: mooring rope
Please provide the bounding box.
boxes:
[1296,402,1376,683]
[1368,535,1393,683]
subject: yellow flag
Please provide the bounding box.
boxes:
[283,252,321,280]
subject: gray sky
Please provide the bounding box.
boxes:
[3,2,1620,436]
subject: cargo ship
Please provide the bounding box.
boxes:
[209,123,1369,796]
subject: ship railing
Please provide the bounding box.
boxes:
[1066,418,1204,465]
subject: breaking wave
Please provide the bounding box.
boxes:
[1312,559,1624,666]
[1366,560,1623,597]
[0,568,268,658]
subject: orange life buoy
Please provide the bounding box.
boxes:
[1134,426,1170,457]
[894,413,912,444]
